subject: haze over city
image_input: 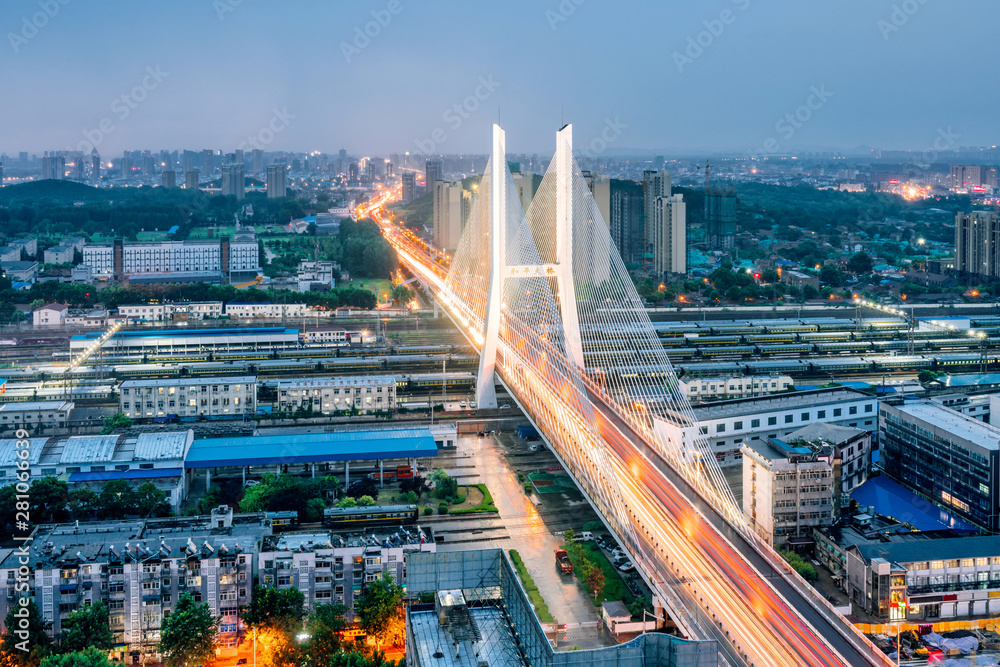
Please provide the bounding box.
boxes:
[2,1,1000,155]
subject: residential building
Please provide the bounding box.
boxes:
[10,238,37,258]
[1,261,38,284]
[118,377,257,420]
[649,193,686,276]
[512,170,541,212]
[252,148,264,174]
[221,163,245,199]
[782,269,820,289]
[0,400,74,431]
[592,177,644,264]
[185,170,199,190]
[784,422,871,495]
[33,302,68,327]
[225,302,306,318]
[118,304,172,322]
[432,180,471,254]
[742,437,835,546]
[0,247,20,263]
[43,244,75,264]
[690,387,878,466]
[424,159,442,194]
[275,376,396,415]
[401,171,415,203]
[680,374,794,401]
[846,535,1000,621]
[705,186,738,250]
[880,398,1000,531]
[160,170,176,188]
[642,170,669,262]
[177,301,224,320]
[266,163,286,198]
[955,210,1000,280]
[257,525,434,619]
[0,507,268,662]
[83,234,259,283]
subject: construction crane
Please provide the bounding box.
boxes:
[62,318,126,398]
[234,275,265,289]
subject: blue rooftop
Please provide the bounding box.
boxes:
[184,428,438,468]
[71,326,297,341]
[167,225,180,234]
[69,467,183,482]
[851,476,978,532]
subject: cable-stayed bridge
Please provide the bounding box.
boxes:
[377,125,891,667]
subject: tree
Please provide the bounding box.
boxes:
[328,652,397,667]
[917,370,938,383]
[301,604,347,667]
[584,561,606,600]
[846,251,873,274]
[356,573,403,651]
[159,593,217,667]
[242,586,306,637]
[95,479,134,519]
[336,496,357,508]
[346,477,379,500]
[100,412,132,435]
[39,648,111,667]
[357,495,376,507]
[399,474,428,498]
[29,477,69,524]
[391,285,413,306]
[820,264,843,287]
[59,601,113,652]
[1,601,51,667]
[802,284,819,300]
[429,468,457,500]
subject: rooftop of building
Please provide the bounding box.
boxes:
[854,534,1000,566]
[0,508,270,571]
[0,261,38,271]
[276,376,396,389]
[119,376,257,388]
[850,476,978,532]
[944,373,1000,388]
[0,400,73,412]
[692,387,873,420]
[71,326,298,341]
[262,525,432,552]
[884,399,1000,450]
[37,302,68,312]
[742,437,831,463]
[784,422,868,446]
[184,427,438,469]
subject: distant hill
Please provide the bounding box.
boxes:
[0,179,108,204]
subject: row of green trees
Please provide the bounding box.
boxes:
[1,573,403,667]
[0,477,169,535]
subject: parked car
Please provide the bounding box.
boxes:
[459,401,467,408]
[500,403,511,409]
[469,401,477,409]
[244,480,260,488]
[618,561,635,572]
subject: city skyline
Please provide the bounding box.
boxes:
[2,1,999,156]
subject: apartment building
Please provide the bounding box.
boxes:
[880,398,1000,532]
[783,422,871,495]
[0,507,268,662]
[43,244,75,264]
[742,437,835,546]
[846,535,1000,621]
[118,304,172,322]
[691,387,878,466]
[275,376,396,415]
[33,303,68,326]
[679,374,794,401]
[83,234,259,283]
[118,377,257,420]
[257,525,435,620]
[0,400,74,431]
[225,302,306,319]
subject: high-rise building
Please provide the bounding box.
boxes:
[401,172,415,203]
[91,149,100,180]
[160,149,171,171]
[513,171,541,212]
[0,161,4,186]
[252,148,264,174]
[41,155,53,180]
[143,154,155,176]
[348,161,359,182]
[705,186,738,250]
[951,165,983,191]
[338,148,347,174]
[433,180,471,254]
[266,163,286,199]
[202,149,214,175]
[185,170,199,190]
[221,163,245,199]
[955,210,1000,280]
[235,148,244,168]
[42,155,66,180]
[592,177,643,264]
[642,170,670,258]
[385,160,393,178]
[424,159,443,194]
[120,155,132,178]
[649,192,686,275]
[161,170,177,188]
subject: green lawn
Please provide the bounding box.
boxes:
[349,278,393,301]
[508,550,555,623]
[450,484,498,514]
[187,225,237,239]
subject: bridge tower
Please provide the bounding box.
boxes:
[554,125,585,371]
[475,124,507,410]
